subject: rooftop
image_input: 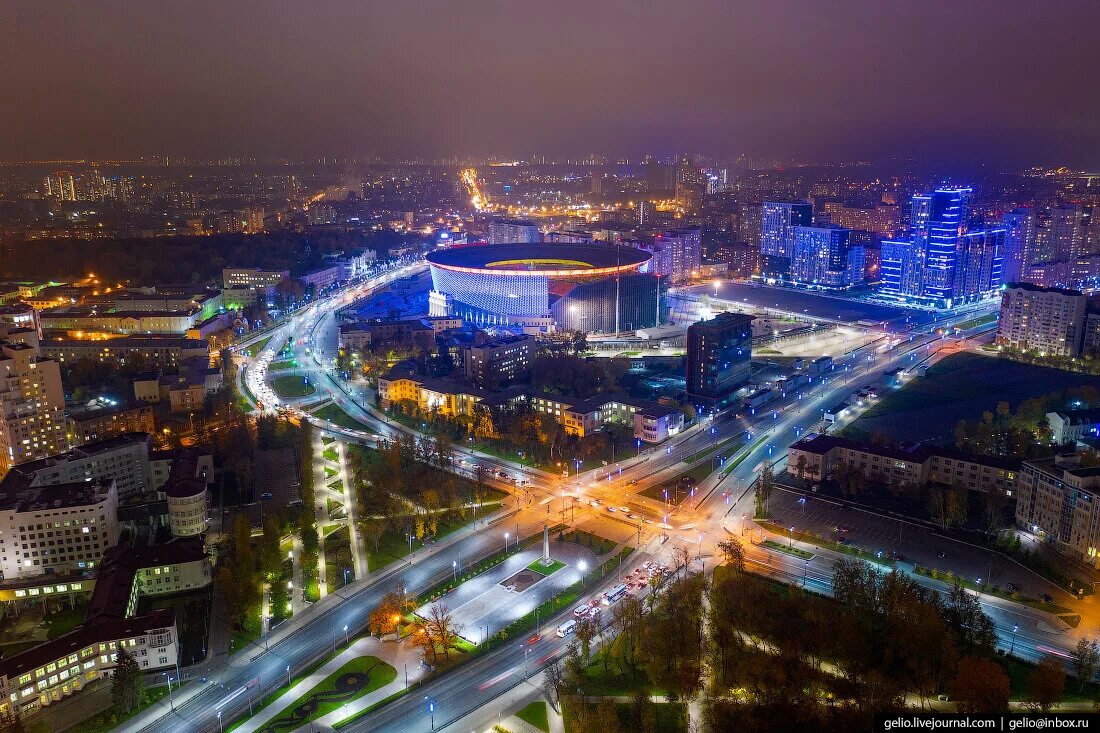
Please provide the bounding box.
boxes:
[427,243,651,275]
[0,479,114,514]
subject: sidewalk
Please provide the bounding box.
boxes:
[232,636,424,733]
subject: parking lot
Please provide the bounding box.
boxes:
[767,487,1074,605]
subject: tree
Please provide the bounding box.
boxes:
[1071,638,1098,691]
[543,657,564,712]
[927,485,967,530]
[794,454,808,482]
[368,588,404,638]
[754,461,774,519]
[575,616,599,662]
[1027,657,1066,712]
[111,648,144,715]
[426,602,462,661]
[716,537,745,574]
[949,657,1010,714]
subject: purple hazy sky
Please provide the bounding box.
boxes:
[2,0,1099,165]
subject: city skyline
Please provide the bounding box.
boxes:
[2,1,1100,166]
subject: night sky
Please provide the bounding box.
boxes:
[3,0,1099,165]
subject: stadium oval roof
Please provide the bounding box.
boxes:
[427,243,650,278]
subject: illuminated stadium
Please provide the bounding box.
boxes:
[426,243,664,332]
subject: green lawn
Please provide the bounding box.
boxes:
[760,539,814,560]
[517,701,550,732]
[46,602,87,639]
[528,558,566,575]
[322,448,339,462]
[242,335,273,357]
[67,685,174,733]
[560,529,616,555]
[313,403,373,431]
[954,313,998,331]
[562,697,686,733]
[269,358,298,370]
[272,375,317,399]
[759,520,895,568]
[265,656,396,730]
[324,466,338,478]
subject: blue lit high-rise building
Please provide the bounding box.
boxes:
[1001,207,1035,284]
[789,224,864,288]
[880,187,1004,306]
[760,201,812,278]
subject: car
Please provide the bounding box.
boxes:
[606,506,617,512]
[628,479,638,485]
[619,506,630,513]
[574,604,589,617]
[1042,593,1054,603]
[628,513,640,520]
[1006,582,1019,592]
[260,492,273,501]
[588,499,599,508]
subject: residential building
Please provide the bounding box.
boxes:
[881,187,1005,305]
[0,536,211,717]
[685,312,753,406]
[376,362,489,418]
[0,479,119,579]
[488,218,540,245]
[644,229,702,281]
[39,307,204,336]
[0,607,176,717]
[66,399,156,447]
[715,242,760,279]
[760,201,812,277]
[1047,408,1100,446]
[996,283,1088,357]
[39,336,208,368]
[529,395,602,437]
[820,201,899,237]
[464,335,533,388]
[338,319,437,353]
[787,434,1019,497]
[0,433,210,506]
[789,224,864,288]
[0,324,67,475]
[163,452,209,537]
[221,268,289,290]
[1002,208,1037,284]
[1015,453,1100,565]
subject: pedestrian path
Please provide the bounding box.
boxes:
[232,635,425,733]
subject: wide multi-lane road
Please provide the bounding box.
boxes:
[136,278,1068,733]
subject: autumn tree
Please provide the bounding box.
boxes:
[716,537,745,574]
[575,616,599,662]
[1027,657,1066,712]
[949,657,1010,714]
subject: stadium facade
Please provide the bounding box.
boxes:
[426,243,663,333]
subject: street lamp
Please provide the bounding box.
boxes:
[163,672,174,711]
[286,664,291,687]
[504,531,510,552]
[452,560,457,582]
[218,711,223,732]
[578,560,588,587]
[1010,624,1019,655]
[343,624,349,646]
[426,697,436,731]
